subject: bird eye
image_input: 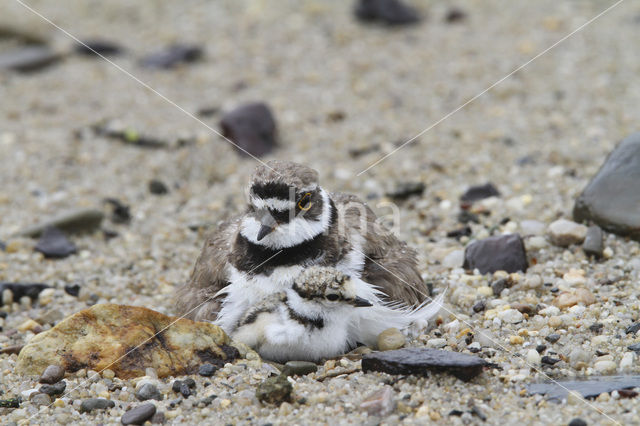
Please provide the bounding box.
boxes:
[298,193,312,211]
[326,293,339,301]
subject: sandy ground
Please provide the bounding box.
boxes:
[1,0,640,424]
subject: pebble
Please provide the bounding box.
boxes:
[18,319,41,332]
[34,226,77,259]
[491,278,508,296]
[140,44,203,69]
[377,328,406,351]
[1,282,50,303]
[80,398,116,413]
[594,360,617,374]
[625,322,640,335]
[472,300,485,313]
[569,348,591,368]
[620,352,634,371]
[75,39,123,56]
[526,349,541,365]
[255,375,292,405]
[281,360,318,376]
[360,385,395,416]
[198,363,218,377]
[30,393,51,407]
[39,381,66,396]
[460,182,500,203]
[520,220,546,236]
[442,249,465,268]
[149,180,169,195]
[220,102,277,157]
[354,0,421,26]
[135,383,163,401]
[121,403,157,425]
[568,419,588,426]
[463,234,528,274]
[497,309,523,324]
[18,208,104,237]
[548,219,588,247]
[386,182,425,201]
[553,289,596,309]
[582,226,604,257]
[0,45,60,72]
[426,338,447,348]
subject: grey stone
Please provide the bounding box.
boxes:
[527,375,640,401]
[39,381,66,396]
[121,403,157,425]
[574,132,640,240]
[582,226,604,257]
[29,393,51,407]
[220,102,277,157]
[19,209,104,238]
[255,374,292,405]
[281,361,318,376]
[460,182,500,203]
[198,363,218,377]
[545,334,561,343]
[80,398,115,413]
[0,45,60,72]
[362,347,489,381]
[354,0,421,26]
[463,234,528,274]
[135,383,163,401]
[360,385,395,416]
[39,364,65,384]
[34,227,77,259]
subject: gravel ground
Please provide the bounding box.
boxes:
[2,0,640,424]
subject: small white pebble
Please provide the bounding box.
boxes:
[526,349,541,365]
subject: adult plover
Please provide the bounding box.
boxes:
[175,160,430,325]
[229,266,443,362]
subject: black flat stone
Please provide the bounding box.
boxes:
[361,348,489,381]
[0,282,50,301]
[463,233,528,274]
[460,183,500,203]
[220,102,277,157]
[34,227,77,259]
[527,375,640,401]
[354,0,421,26]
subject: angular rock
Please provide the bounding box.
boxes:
[460,183,500,203]
[220,102,277,157]
[548,219,588,247]
[75,39,123,56]
[34,227,77,259]
[527,375,640,401]
[463,234,528,274]
[0,282,50,303]
[30,393,51,407]
[360,385,395,416]
[354,0,421,26]
[256,374,292,405]
[121,403,156,425]
[16,303,242,379]
[39,364,65,384]
[0,45,60,72]
[574,132,640,240]
[626,322,640,335]
[377,328,406,351]
[362,348,489,381]
[141,44,203,69]
[628,342,640,353]
[198,363,217,377]
[545,334,561,343]
[281,361,318,376]
[135,383,162,401]
[80,397,116,413]
[64,284,81,297]
[582,226,604,258]
[39,381,66,396]
[18,209,104,238]
[386,182,425,201]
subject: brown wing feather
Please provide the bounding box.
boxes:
[332,192,428,306]
[174,217,240,320]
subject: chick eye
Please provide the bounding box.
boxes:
[297,193,312,211]
[326,294,339,301]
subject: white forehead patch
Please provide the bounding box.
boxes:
[250,196,296,211]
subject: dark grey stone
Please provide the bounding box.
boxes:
[627,322,640,334]
[121,403,156,425]
[0,282,50,304]
[354,0,421,25]
[386,182,425,201]
[281,361,318,377]
[582,226,604,258]
[463,234,528,274]
[568,419,587,426]
[460,183,500,203]
[545,334,561,343]
[491,278,508,296]
[362,347,489,381]
[527,375,640,401]
[255,374,292,405]
[39,381,66,396]
[198,363,218,377]
[628,342,640,353]
[220,102,277,157]
[80,398,115,413]
[574,132,640,240]
[149,180,169,195]
[75,39,123,56]
[34,227,77,259]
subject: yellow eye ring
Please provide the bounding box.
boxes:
[298,193,312,211]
